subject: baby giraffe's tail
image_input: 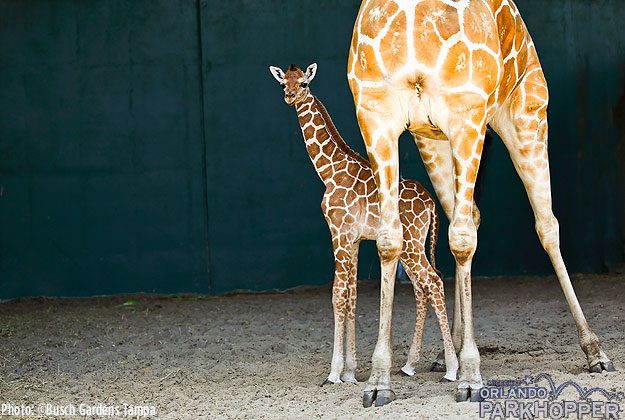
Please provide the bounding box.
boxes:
[428,200,443,279]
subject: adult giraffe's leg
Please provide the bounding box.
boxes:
[491,68,615,373]
[355,99,405,408]
[412,137,455,218]
[322,239,353,385]
[412,136,481,369]
[412,136,482,229]
[343,243,360,384]
[444,116,487,402]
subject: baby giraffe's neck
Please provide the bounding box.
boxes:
[294,93,361,184]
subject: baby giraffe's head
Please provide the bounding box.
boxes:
[269,63,317,106]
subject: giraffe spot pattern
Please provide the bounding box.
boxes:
[380,11,408,74]
[344,1,553,384]
[441,41,471,88]
[286,89,449,382]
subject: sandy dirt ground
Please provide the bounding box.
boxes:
[0,273,624,419]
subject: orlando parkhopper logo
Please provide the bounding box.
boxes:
[478,373,624,419]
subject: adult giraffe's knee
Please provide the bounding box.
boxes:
[448,218,478,265]
[376,228,403,263]
[535,213,560,252]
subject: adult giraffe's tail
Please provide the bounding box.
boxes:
[428,199,443,279]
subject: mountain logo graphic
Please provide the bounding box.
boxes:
[531,373,624,401]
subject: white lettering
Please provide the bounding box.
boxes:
[592,401,603,417]
[0,404,32,416]
[505,400,519,417]
[535,400,549,417]
[78,403,120,416]
[563,401,576,417]
[46,403,76,416]
[519,401,533,419]
[491,402,505,419]
[578,402,591,417]
[549,401,564,420]
[605,402,619,419]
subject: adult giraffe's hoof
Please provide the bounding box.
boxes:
[440,377,453,383]
[396,369,411,376]
[471,389,484,402]
[363,389,396,407]
[589,360,616,373]
[455,387,482,402]
[320,378,341,386]
[455,388,468,402]
[430,360,446,372]
[375,390,396,407]
[363,390,377,407]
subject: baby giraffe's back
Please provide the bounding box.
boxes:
[322,155,438,267]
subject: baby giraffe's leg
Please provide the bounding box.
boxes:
[429,274,458,382]
[343,243,360,383]
[323,238,353,385]
[400,265,428,377]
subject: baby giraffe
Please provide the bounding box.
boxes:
[269,63,458,384]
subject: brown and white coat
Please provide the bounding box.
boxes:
[347,0,614,406]
[270,63,458,385]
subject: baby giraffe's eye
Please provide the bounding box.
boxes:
[300,82,308,88]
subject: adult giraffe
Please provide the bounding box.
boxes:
[347,0,615,406]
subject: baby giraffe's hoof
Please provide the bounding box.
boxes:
[430,360,446,372]
[320,378,342,386]
[342,374,358,384]
[397,366,415,376]
[440,377,454,383]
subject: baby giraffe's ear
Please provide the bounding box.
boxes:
[305,63,317,82]
[269,66,285,83]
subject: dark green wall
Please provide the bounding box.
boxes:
[1,0,623,298]
[0,0,209,297]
